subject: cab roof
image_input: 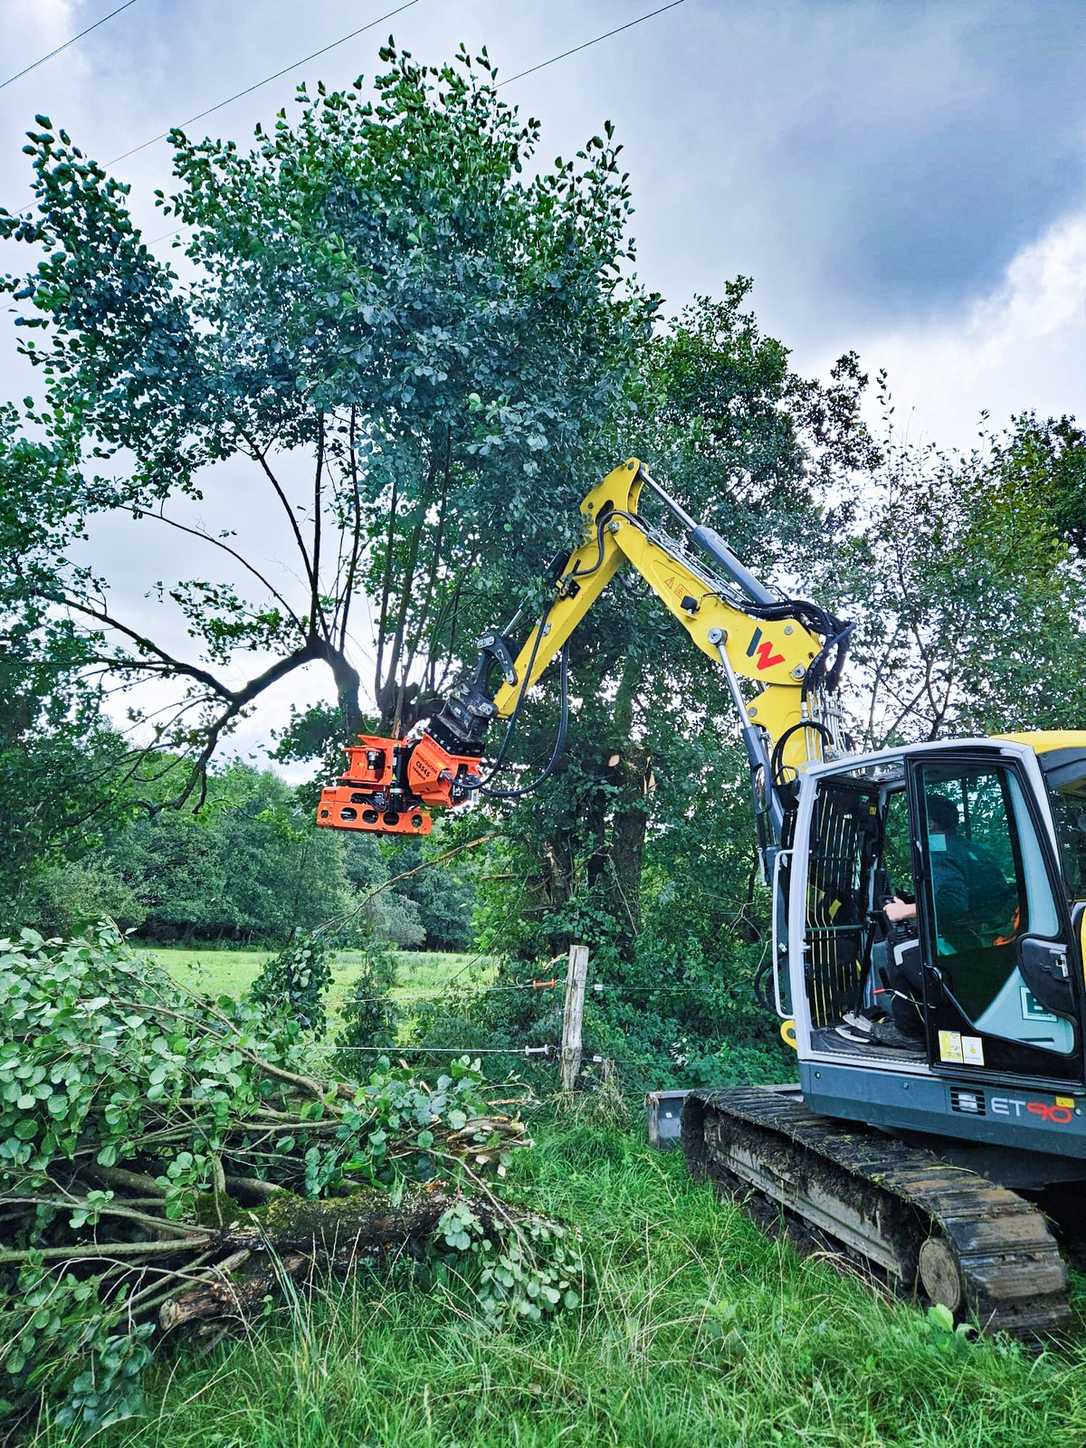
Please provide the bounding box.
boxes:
[997,731,1086,784]
[996,730,1086,757]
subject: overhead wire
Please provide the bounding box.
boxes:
[142,0,691,252]
[496,0,687,88]
[106,0,420,166]
[0,0,142,93]
[3,1,690,235]
[1,1,420,222]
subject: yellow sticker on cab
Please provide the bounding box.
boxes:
[938,1030,964,1064]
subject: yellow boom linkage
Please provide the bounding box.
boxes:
[495,459,828,774]
[316,457,848,858]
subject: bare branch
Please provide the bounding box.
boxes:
[56,595,232,701]
[373,471,399,696]
[112,502,305,635]
[339,406,364,653]
[310,414,327,640]
[403,425,452,686]
[386,448,439,730]
[239,429,317,604]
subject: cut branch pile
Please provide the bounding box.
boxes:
[0,927,581,1434]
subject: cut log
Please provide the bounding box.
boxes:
[161,1252,308,1330]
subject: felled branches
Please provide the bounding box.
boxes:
[0,927,580,1433]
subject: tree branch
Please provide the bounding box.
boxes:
[240,429,317,601]
[373,471,400,699]
[56,594,233,700]
[310,414,327,640]
[112,502,306,635]
[339,406,364,653]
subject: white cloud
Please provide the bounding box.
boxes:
[836,209,1086,448]
[5,0,75,47]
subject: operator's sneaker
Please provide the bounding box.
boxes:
[840,1010,881,1037]
[870,1020,925,1051]
[835,1020,873,1043]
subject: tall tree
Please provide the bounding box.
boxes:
[472,282,877,961]
[823,388,1086,746]
[1,44,654,816]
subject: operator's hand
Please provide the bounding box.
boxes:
[884,896,918,923]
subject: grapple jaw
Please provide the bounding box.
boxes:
[315,730,483,836]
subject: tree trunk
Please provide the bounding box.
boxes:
[602,654,649,949]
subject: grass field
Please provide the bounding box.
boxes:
[146,944,494,1029]
[40,947,1086,1446]
[34,1119,1086,1448]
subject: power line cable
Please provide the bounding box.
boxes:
[143,0,689,252]
[107,0,419,166]
[496,0,687,88]
[1,1,419,219]
[0,0,141,93]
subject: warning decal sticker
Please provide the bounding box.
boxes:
[938,1030,964,1064]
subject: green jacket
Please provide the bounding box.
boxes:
[930,831,1006,926]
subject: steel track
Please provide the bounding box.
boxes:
[682,1086,1071,1338]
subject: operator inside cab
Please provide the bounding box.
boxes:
[885,792,1009,936]
[841,791,1014,1048]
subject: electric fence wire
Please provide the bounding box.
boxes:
[0,0,142,93]
[346,978,560,1008]
[343,975,761,1008]
[313,1042,558,1056]
[313,1044,630,1072]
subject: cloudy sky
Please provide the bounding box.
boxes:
[2,0,1085,760]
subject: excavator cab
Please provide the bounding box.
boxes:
[783,737,1086,1152]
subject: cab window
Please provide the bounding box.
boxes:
[1046,765,1086,900]
[915,762,1073,1054]
[880,790,912,897]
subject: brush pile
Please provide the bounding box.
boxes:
[0,927,580,1434]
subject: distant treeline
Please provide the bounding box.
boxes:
[14,760,474,950]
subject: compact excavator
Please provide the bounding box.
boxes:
[316,458,1086,1337]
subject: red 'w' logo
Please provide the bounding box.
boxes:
[755,640,785,670]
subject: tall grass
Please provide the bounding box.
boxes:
[145,946,493,1029]
[32,1118,1086,1448]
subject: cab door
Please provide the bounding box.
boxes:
[905,752,1084,1085]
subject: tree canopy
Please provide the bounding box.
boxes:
[1,43,654,818]
[2,38,1086,1096]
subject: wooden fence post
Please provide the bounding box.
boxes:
[560,943,589,1092]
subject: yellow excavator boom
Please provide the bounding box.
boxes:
[495,459,835,775]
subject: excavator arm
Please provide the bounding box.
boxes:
[316,459,850,869]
